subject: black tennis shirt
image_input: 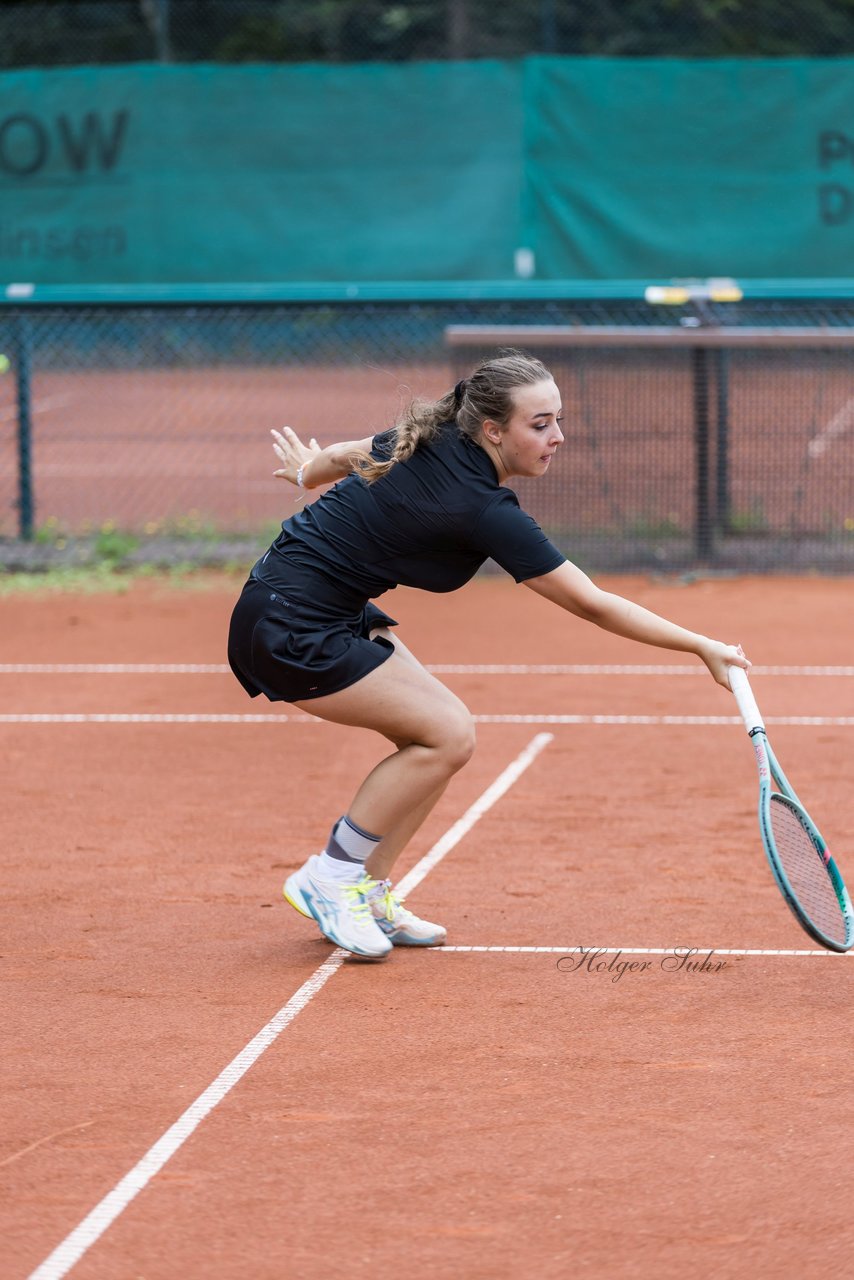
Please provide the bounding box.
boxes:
[252,422,565,614]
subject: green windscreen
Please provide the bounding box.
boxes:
[525,57,854,280]
[0,57,851,285]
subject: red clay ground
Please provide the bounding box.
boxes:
[2,573,854,1278]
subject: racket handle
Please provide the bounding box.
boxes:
[728,665,765,733]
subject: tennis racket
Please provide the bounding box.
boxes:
[729,666,853,952]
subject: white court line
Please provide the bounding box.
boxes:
[27,956,345,1280]
[27,732,552,1280]
[808,394,854,458]
[34,464,255,478]
[3,713,854,726]
[428,665,854,677]
[2,664,854,676]
[394,732,552,897]
[474,714,854,726]
[0,393,73,425]
[0,665,231,674]
[438,945,851,958]
[0,713,317,724]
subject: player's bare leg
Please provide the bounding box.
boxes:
[359,627,451,880]
[365,781,449,881]
[292,652,475,835]
[285,649,471,951]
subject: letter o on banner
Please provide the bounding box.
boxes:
[0,114,49,176]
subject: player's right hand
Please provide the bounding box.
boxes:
[271,427,321,485]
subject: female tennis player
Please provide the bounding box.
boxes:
[228,349,750,958]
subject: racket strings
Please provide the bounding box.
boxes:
[769,795,847,946]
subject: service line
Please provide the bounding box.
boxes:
[435,945,852,958]
[1,664,854,676]
[2,713,854,727]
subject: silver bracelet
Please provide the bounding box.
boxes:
[296,462,307,489]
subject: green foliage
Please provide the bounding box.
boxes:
[542,0,854,56]
[0,563,244,595]
[0,563,132,595]
[626,512,685,539]
[33,516,68,547]
[1,512,270,590]
[726,501,770,534]
[0,0,852,67]
[93,523,140,563]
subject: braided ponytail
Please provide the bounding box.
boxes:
[354,349,552,484]
[354,388,457,483]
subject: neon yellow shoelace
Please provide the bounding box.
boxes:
[363,876,404,923]
[345,875,407,923]
[342,878,376,921]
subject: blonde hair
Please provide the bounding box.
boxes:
[355,348,553,484]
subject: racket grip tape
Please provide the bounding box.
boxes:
[728,665,765,733]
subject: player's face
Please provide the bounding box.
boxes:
[483,378,564,481]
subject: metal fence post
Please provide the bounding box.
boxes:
[13,312,35,541]
[715,347,731,533]
[691,344,713,561]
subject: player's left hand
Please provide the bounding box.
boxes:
[271,427,322,485]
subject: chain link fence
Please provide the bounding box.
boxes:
[1,0,853,69]
[1,297,853,572]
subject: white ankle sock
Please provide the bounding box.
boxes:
[316,853,367,884]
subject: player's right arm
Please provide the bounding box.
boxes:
[271,426,374,489]
[523,560,749,688]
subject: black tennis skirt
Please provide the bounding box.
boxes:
[227,576,398,704]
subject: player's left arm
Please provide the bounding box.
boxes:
[523,561,750,688]
[272,426,374,489]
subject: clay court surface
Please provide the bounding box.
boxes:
[3,571,854,1278]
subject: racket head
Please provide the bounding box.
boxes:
[760,787,854,953]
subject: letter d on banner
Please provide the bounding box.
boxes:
[819,183,852,225]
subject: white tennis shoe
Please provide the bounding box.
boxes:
[283,856,392,959]
[286,855,448,947]
[365,878,447,947]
